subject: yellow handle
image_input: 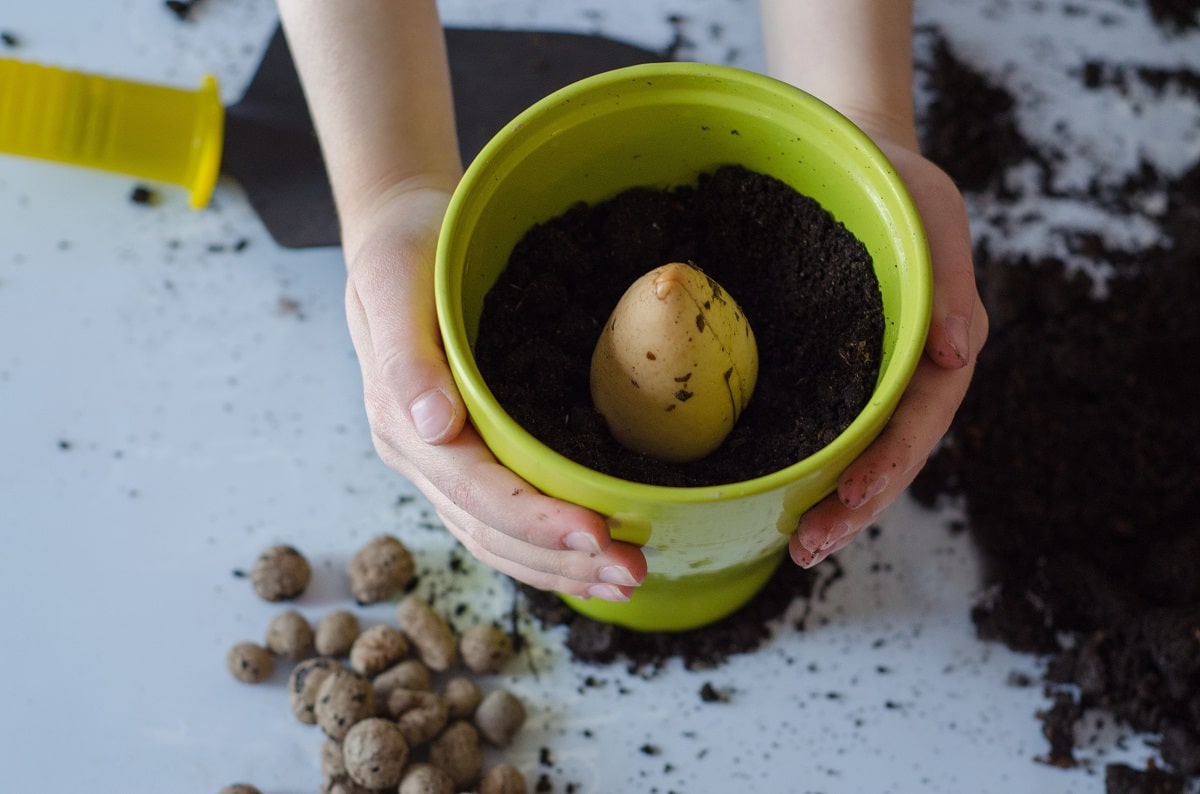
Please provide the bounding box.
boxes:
[0,58,223,208]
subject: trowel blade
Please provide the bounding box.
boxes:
[221,26,663,249]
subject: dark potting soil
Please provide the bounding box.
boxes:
[518,8,1200,791]
[474,164,884,488]
[519,558,821,674]
[909,25,1200,793]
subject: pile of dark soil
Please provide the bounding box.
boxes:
[474,164,884,488]
[910,21,1200,794]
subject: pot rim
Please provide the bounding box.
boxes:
[436,61,932,506]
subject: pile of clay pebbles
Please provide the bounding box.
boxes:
[221,536,531,794]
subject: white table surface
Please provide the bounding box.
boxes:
[2,2,1194,792]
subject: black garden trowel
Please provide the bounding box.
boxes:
[0,25,661,248]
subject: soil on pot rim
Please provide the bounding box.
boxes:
[473,164,886,488]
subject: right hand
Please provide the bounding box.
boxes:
[343,185,647,602]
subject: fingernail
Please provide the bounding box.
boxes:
[565,531,602,555]
[823,521,852,549]
[855,475,889,509]
[797,523,827,554]
[945,313,970,366]
[410,388,456,443]
[843,473,888,510]
[587,584,629,602]
[599,565,639,587]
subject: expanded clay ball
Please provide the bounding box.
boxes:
[314,667,376,741]
[250,544,311,601]
[474,689,527,748]
[428,720,483,789]
[442,676,483,720]
[347,534,415,604]
[265,609,314,659]
[349,624,409,677]
[386,689,449,747]
[398,762,456,794]
[459,624,514,674]
[374,658,433,698]
[289,656,342,724]
[226,642,273,683]
[479,764,528,794]
[319,776,374,794]
[395,595,457,671]
[342,717,409,790]
[314,610,360,657]
[320,739,346,779]
[218,785,262,794]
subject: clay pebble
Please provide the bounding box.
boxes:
[348,534,415,604]
[459,623,515,674]
[319,776,375,794]
[479,763,528,794]
[226,642,273,684]
[265,609,314,659]
[250,544,311,601]
[474,689,527,747]
[395,595,457,671]
[348,623,409,677]
[342,717,410,790]
[373,658,433,697]
[442,675,483,720]
[314,610,360,657]
[386,688,449,747]
[288,656,342,724]
[319,739,346,778]
[398,762,456,794]
[314,667,377,741]
[428,720,483,789]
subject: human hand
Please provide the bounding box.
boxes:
[790,130,988,568]
[343,186,647,600]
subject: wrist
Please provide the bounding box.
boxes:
[759,0,917,149]
[341,179,456,267]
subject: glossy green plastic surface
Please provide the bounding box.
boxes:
[436,63,931,631]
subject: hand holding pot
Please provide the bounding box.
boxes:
[790,132,988,568]
[341,188,645,600]
[760,0,989,567]
[277,0,646,601]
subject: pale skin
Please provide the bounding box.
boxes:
[276,0,987,601]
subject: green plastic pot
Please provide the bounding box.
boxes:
[436,63,931,632]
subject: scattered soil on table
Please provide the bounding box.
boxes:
[505,8,1199,792]
[474,164,884,488]
[910,22,1200,794]
[1148,0,1200,33]
[520,560,819,674]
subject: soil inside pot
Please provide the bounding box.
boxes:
[474,164,885,488]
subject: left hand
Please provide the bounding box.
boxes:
[790,131,989,568]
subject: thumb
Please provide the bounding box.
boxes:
[408,384,466,445]
[351,286,470,449]
[344,193,468,449]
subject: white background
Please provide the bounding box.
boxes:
[2,1,1195,792]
